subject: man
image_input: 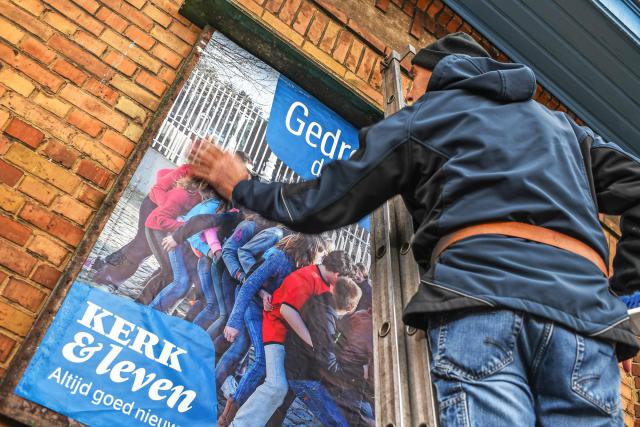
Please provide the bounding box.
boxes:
[190,32,640,425]
[354,262,372,311]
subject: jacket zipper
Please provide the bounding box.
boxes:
[421,279,496,307]
[589,316,629,337]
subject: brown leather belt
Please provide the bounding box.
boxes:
[432,221,609,277]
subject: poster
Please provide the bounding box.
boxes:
[17,33,374,427]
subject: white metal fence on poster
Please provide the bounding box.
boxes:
[151,68,371,267]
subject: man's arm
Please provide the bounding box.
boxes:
[281,304,313,347]
[589,133,640,294]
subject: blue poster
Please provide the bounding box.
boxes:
[266,76,360,180]
[16,282,217,427]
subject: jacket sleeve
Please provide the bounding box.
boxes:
[149,165,189,205]
[238,227,283,274]
[172,213,234,243]
[221,220,255,280]
[315,304,344,376]
[231,108,416,233]
[589,132,640,294]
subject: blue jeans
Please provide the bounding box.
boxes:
[192,256,219,329]
[233,301,266,405]
[206,265,236,341]
[289,380,349,427]
[214,286,249,392]
[149,244,192,312]
[427,309,623,427]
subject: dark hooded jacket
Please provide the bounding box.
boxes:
[233,54,640,359]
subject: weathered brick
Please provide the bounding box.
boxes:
[101,129,135,157]
[278,0,301,25]
[101,0,153,31]
[151,43,181,68]
[124,0,145,8]
[28,234,68,265]
[123,122,143,141]
[142,3,172,27]
[168,21,198,44]
[0,183,26,213]
[0,159,23,186]
[357,48,378,81]
[0,332,16,363]
[71,0,100,13]
[0,0,53,41]
[1,92,75,141]
[48,34,114,80]
[307,11,329,45]
[84,78,118,105]
[150,25,191,56]
[77,182,105,208]
[0,238,37,276]
[124,26,156,52]
[4,118,44,149]
[73,31,108,56]
[110,74,160,109]
[53,61,86,87]
[0,42,64,92]
[72,134,125,172]
[33,92,71,118]
[31,263,60,289]
[148,0,179,16]
[51,194,92,225]
[262,11,304,46]
[157,67,176,84]
[42,10,78,35]
[346,19,386,54]
[76,159,112,188]
[292,1,313,35]
[265,0,283,13]
[103,50,137,76]
[3,278,46,312]
[302,41,346,77]
[4,144,80,193]
[42,0,104,35]
[0,302,34,336]
[135,70,166,96]
[0,109,9,128]
[59,85,128,131]
[0,68,35,97]
[15,0,45,16]
[319,20,340,54]
[42,139,78,168]
[19,37,56,64]
[66,108,104,137]
[115,96,146,123]
[100,29,162,73]
[345,38,364,72]
[0,215,31,245]
[18,175,58,205]
[314,0,347,23]
[332,30,352,63]
[95,7,127,32]
[0,16,25,45]
[19,202,84,246]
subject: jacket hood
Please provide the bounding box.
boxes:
[427,54,537,103]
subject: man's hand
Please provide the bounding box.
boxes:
[259,290,273,311]
[188,138,250,200]
[162,235,178,252]
[224,326,240,343]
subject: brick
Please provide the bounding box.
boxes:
[59,85,127,131]
[124,0,145,8]
[0,333,15,363]
[115,96,146,123]
[49,34,114,80]
[4,144,80,193]
[307,11,328,45]
[346,19,386,53]
[52,59,88,86]
[265,0,283,13]
[42,10,78,35]
[103,0,154,31]
[150,25,191,56]
[28,233,68,265]
[345,38,364,72]
[110,74,160,109]
[19,202,84,246]
[31,263,60,289]
[292,1,313,35]
[0,109,9,128]
[426,0,443,17]
[100,29,162,73]
[375,0,390,11]
[447,14,463,33]
[123,122,143,141]
[18,175,57,205]
[357,48,378,81]
[0,215,31,245]
[135,70,166,96]
[84,78,118,105]
[66,108,103,137]
[15,0,46,16]
[72,134,125,172]
[0,16,25,45]
[142,3,172,27]
[0,159,23,186]
[262,11,304,46]
[1,92,75,141]
[76,158,112,188]
[34,93,71,117]
[302,41,346,77]
[0,42,64,92]
[0,68,35,97]
[4,118,44,149]
[416,0,428,10]
[148,0,179,15]
[95,7,127,32]
[319,20,339,54]
[19,37,56,64]
[3,277,46,312]
[410,9,425,39]
[78,182,104,208]
[101,130,134,158]
[73,31,108,56]
[42,0,104,35]
[168,21,198,44]
[0,239,37,276]
[71,0,100,13]
[42,139,78,168]
[151,43,181,68]
[0,300,34,336]
[240,0,263,16]
[103,50,137,76]
[122,26,155,52]
[332,30,352,63]
[157,67,176,84]
[51,194,91,225]
[0,0,53,41]
[0,183,26,212]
